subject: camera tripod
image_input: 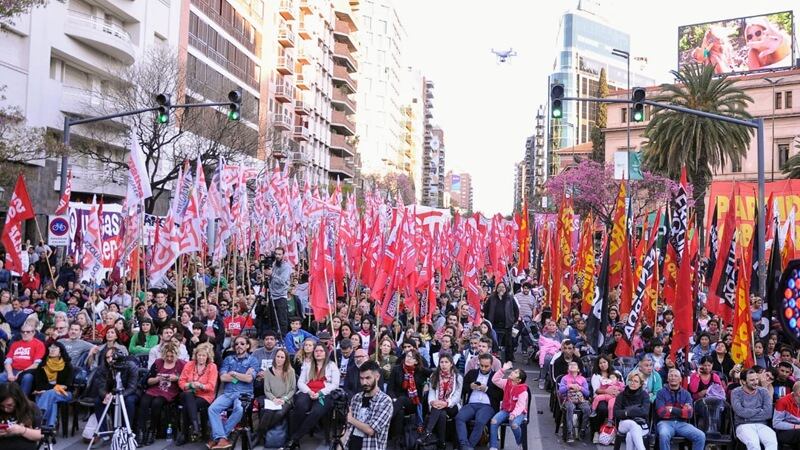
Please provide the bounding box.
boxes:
[87,370,136,450]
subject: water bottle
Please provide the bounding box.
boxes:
[166,424,173,442]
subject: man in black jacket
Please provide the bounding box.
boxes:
[343,348,369,397]
[483,282,519,362]
[333,338,357,390]
[551,339,584,383]
[456,353,502,450]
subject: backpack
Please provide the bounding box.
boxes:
[264,419,287,449]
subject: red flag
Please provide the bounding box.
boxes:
[1,175,35,274]
[671,231,696,361]
[55,170,71,215]
[608,182,628,289]
[732,239,755,368]
[707,188,738,324]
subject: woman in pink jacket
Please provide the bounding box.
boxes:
[489,361,529,450]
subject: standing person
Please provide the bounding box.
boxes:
[345,360,394,450]
[488,361,528,450]
[456,353,502,450]
[731,369,777,450]
[269,247,292,339]
[286,343,339,448]
[423,354,463,448]
[0,383,43,450]
[207,336,259,450]
[482,282,519,363]
[655,369,705,450]
[176,343,218,446]
[773,380,800,446]
[614,372,651,450]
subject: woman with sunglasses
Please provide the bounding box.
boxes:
[0,383,43,450]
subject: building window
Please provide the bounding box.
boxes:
[621,107,627,123]
[731,156,742,173]
[779,143,790,168]
[775,92,783,110]
[786,91,793,109]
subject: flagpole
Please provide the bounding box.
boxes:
[32,215,57,286]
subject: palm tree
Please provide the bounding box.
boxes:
[642,63,754,246]
[781,139,800,178]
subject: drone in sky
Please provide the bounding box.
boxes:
[491,48,517,64]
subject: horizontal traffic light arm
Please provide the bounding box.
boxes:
[67,106,160,127]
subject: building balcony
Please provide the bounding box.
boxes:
[272,114,292,131]
[329,155,354,179]
[278,27,295,48]
[299,0,312,13]
[330,133,355,157]
[298,22,311,40]
[64,10,135,65]
[277,55,294,75]
[291,148,310,166]
[295,100,310,115]
[274,84,294,103]
[330,109,355,136]
[294,125,310,141]
[332,65,357,93]
[333,42,358,72]
[403,120,412,131]
[333,21,358,51]
[279,0,295,20]
[296,75,310,90]
[297,49,310,65]
[331,89,356,114]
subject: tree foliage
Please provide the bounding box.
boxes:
[641,63,754,243]
[544,160,690,227]
[0,0,47,23]
[68,46,262,213]
[590,68,608,163]
[364,172,415,206]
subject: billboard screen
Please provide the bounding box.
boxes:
[451,175,461,192]
[678,11,794,75]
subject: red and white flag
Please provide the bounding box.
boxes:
[126,136,152,206]
[1,175,35,274]
[54,170,71,215]
[80,196,104,284]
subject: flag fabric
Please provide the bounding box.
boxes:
[608,182,627,290]
[1,175,35,274]
[586,236,611,351]
[671,230,696,361]
[577,216,595,314]
[80,196,104,284]
[618,242,658,357]
[732,241,755,367]
[708,197,738,325]
[765,223,782,323]
[707,201,719,282]
[55,170,71,215]
[517,199,530,271]
[126,136,152,204]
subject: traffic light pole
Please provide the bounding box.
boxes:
[560,94,767,298]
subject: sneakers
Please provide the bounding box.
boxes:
[538,379,545,390]
[589,410,597,418]
[566,433,575,443]
[211,438,232,449]
[592,432,599,444]
[206,439,216,449]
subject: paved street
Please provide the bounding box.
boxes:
[48,354,601,450]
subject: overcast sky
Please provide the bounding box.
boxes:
[394,0,798,215]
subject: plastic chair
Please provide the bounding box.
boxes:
[499,386,532,450]
[694,398,734,450]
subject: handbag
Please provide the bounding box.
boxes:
[568,390,585,404]
[598,422,616,445]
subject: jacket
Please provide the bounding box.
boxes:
[32,359,74,393]
[462,368,503,410]
[298,360,340,396]
[492,369,528,417]
[427,372,463,408]
[773,392,800,430]
[178,361,218,405]
[558,372,590,400]
[687,372,723,401]
[630,368,662,402]
[483,292,519,331]
[343,363,361,397]
[388,363,432,398]
[97,358,140,398]
[614,386,650,424]
[655,386,694,421]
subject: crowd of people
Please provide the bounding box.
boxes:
[3,239,800,450]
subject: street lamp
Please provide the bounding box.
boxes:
[765,77,783,181]
[611,48,631,153]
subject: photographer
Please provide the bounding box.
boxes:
[0,383,43,450]
[91,348,139,438]
[345,360,393,450]
[269,247,292,338]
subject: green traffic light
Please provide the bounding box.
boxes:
[633,110,643,122]
[552,109,562,118]
[228,110,240,121]
[157,113,168,124]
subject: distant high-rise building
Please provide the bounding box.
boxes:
[355,0,407,177]
[445,171,473,214]
[547,3,654,177]
[513,161,525,213]
[401,66,425,200]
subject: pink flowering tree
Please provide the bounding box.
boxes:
[544,160,692,227]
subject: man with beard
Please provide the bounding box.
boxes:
[482,282,519,362]
[345,360,393,450]
[269,247,292,338]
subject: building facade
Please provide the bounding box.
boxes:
[445,171,473,214]
[603,69,800,204]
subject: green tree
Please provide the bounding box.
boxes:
[642,63,754,245]
[0,0,47,22]
[590,68,608,163]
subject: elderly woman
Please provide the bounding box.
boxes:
[176,342,218,445]
[614,372,651,450]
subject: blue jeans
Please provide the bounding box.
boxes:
[456,403,496,448]
[36,390,73,427]
[208,392,244,440]
[489,410,525,448]
[0,370,34,396]
[657,421,705,450]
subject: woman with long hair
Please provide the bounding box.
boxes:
[286,343,339,448]
[338,323,354,347]
[424,354,462,448]
[388,348,432,447]
[129,318,158,356]
[185,322,210,357]
[257,348,296,438]
[75,310,95,342]
[32,342,73,428]
[114,318,131,347]
[358,317,375,352]
[136,342,186,445]
[292,337,316,374]
[589,354,622,442]
[0,383,43,450]
[21,265,40,292]
[87,327,128,369]
[374,336,397,378]
[176,342,218,445]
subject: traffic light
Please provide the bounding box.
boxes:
[631,87,645,122]
[155,93,171,124]
[227,89,242,121]
[550,84,564,119]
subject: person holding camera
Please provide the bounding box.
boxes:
[136,342,186,446]
[91,348,139,438]
[0,383,43,450]
[345,360,393,450]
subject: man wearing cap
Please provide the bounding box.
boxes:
[317,331,333,352]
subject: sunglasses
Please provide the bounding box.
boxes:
[235,341,248,346]
[21,330,34,334]
[746,29,763,41]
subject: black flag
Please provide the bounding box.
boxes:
[750,202,760,296]
[587,236,611,351]
[765,221,782,323]
[707,202,719,282]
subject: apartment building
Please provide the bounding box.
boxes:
[0,0,182,210]
[445,171,473,214]
[421,78,445,207]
